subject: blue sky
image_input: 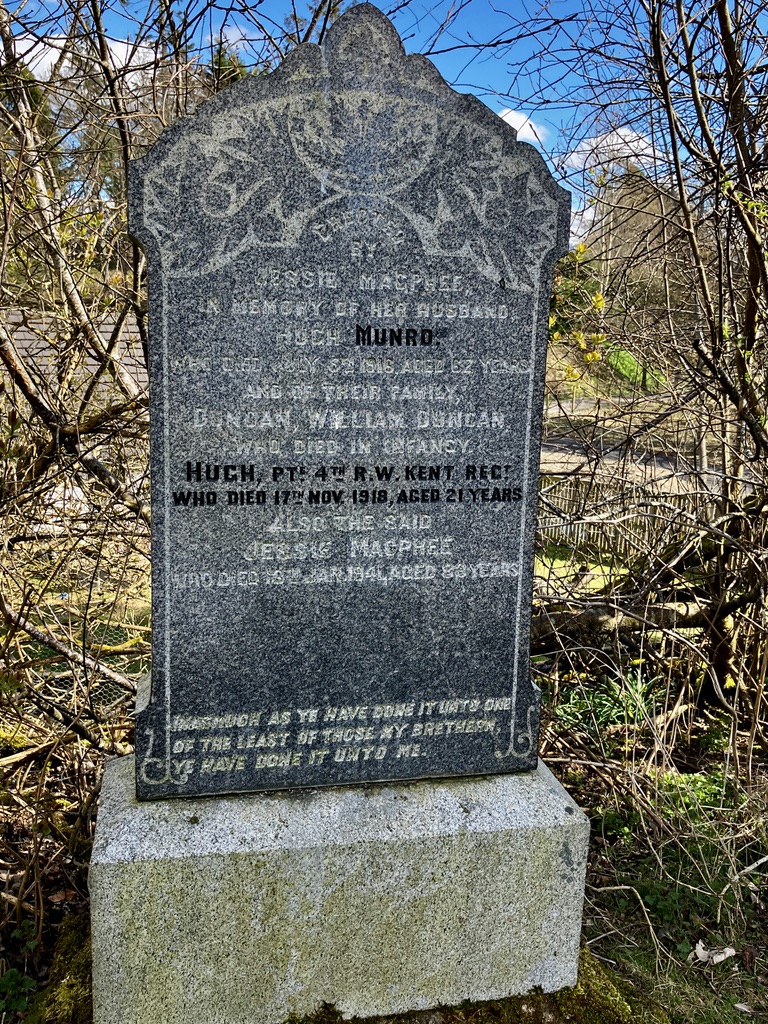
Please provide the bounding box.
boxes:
[10,0,598,231]
[383,0,566,138]
[383,0,559,103]
[9,0,577,148]
[10,0,768,248]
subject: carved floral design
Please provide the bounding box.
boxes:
[137,9,565,287]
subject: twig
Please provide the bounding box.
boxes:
[719,854,768,897]
[0,892,34,915]
[0,593,135,694]
[0,742,58,771]
[589,884,666,967]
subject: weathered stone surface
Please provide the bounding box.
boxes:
[130,3,570,798]
[90,756,589,1024]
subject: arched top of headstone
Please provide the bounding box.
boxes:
[288,2,447,94]
[129,3,569,285]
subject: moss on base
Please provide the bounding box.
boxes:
[290,949,670,1024]
[26,932,666,1024]
[26,914,92,1024]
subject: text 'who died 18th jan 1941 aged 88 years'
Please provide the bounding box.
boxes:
[129,3,570,799]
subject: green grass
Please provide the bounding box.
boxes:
[535,543,623,592]
[605,347,667,392]
[607,944,764,1024]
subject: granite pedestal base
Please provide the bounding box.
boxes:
[90,757,589,1024]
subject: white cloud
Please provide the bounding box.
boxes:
[567,128,662,173]
[103,38,156,74]
[12,34,65,78]
[218,24,251,52]
[497,108,550,147]
[12,32,155,81]
[570,204,595,246]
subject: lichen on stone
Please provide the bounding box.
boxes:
[26,933,668,1024]
[286,948,670,1024]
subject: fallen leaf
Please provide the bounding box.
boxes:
[48,889,75,904]
[692,940,737,966]
[734,1004,754,1015]
[741,945,758,972]
[711,946,737,965]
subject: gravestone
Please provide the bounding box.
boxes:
[129,1,570,800]
[90,9,589,1024]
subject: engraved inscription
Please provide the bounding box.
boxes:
[166,695,515,781]
[130,3,569,797]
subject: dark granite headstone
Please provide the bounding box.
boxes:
[130,3,570,799]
